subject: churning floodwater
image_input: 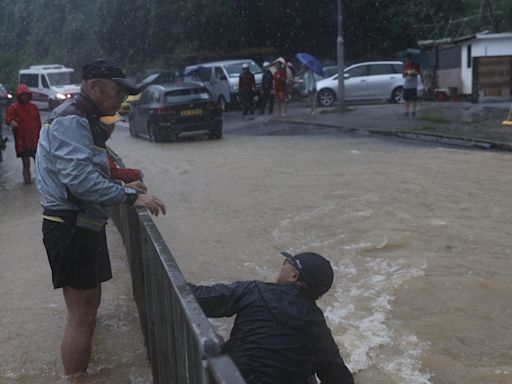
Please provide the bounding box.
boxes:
[1,121,512,383]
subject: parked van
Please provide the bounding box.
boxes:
[184,60,263,109]
[18,64,80,110]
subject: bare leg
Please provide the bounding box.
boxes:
[61,286,101,375]
[22,157,31,183]
[310,93,317,115]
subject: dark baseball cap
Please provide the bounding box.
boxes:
[82,59,140,95]
[280,251,334,298]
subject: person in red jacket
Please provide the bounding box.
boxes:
[6,84,41,183]
[99,113,145,184]
[273,57,288,117]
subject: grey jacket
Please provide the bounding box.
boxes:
[35,93,129,231]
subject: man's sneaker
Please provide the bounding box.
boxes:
[404,112,409,118]
[411,111,416,118]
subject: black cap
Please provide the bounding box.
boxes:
[82,59,140,95]
[280,251,334,298]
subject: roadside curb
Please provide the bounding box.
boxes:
[275,118,512,152]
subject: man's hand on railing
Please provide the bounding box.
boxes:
[134,194,166,216]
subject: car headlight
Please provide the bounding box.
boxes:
[56,93,66,100]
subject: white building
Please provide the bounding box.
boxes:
[420,32,512,101]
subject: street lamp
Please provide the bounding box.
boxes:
[337,0,345,112]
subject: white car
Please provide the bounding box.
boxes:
[185,60,263,109]
[18,64,80,110]
[316,61,423,106]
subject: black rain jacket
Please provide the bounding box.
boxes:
[190,281,354,384]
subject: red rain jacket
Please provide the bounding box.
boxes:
[5,84,41,156]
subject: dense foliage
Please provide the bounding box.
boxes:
[0,0,510,86]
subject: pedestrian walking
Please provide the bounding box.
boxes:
[5,84,41,183]
[273,57,288,117]
[239,63,256,115]
[190,251,354,384]
[35,59,166,377]
[303,64,318,115]
[259,61,274,115]
[403,54,422,118]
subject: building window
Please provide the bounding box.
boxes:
[467,45,472,68]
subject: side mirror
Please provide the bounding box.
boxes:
[344,73,350,79]
[220,74,228,81]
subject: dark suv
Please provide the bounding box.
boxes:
[128,83,222,142]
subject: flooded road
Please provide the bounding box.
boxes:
[1,113,512,383]
[114,115,512,384]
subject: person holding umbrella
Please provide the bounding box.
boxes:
[296,53,324,115]
[303,63,318,115]
[402,53,423,118]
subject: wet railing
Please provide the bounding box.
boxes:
[112,204,246,384]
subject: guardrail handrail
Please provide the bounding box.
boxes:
[112,203,246,384]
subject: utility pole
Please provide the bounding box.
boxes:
[479,0,497,32]
[337,0,345,112]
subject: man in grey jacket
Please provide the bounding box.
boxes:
[35,59,166,376]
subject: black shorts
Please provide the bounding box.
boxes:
[42,219,112,289]
[403,88,417,101]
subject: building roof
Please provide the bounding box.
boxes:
[419,32,512,48]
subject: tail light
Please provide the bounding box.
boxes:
[151,106,178,115]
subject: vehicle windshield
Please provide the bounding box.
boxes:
[164,88,211,103]
[47,71,78,86]
[225,62,262,77]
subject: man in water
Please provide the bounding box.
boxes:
[190,251,354,384]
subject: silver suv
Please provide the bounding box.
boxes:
[316,61,422,106]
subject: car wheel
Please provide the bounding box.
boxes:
[391,86,404,103]
[218,96,227,112]
[317,89,336,107]
[209,128,223,140]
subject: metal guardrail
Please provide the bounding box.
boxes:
[112,204,246,384]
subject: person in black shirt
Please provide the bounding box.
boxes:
[259,61,274,115]
[190,251,354,384]
[238,63,256,115]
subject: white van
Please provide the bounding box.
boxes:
[18,64,80,110]
[184,60,263,109]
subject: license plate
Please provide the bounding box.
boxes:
[180,108,202,116]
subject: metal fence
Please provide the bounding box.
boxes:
[112,204,246,384]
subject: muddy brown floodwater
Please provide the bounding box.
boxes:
[1,121,512,383]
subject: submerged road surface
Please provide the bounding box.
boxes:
[1,111,512,383]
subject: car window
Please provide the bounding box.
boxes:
[139,89,158,105]
[225,62,262,77]
[215,67,227,80]
[196,68,212,82]
[42,75,50,88]
[0,84,7,98]
[164,87,211,103]
[346,65,369,77]
[323,66,338,77]
[19,74,39,87]
[47,71,77,86]
[156,72,175,83]
[369,64,394,75]
[392,64,403,73]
